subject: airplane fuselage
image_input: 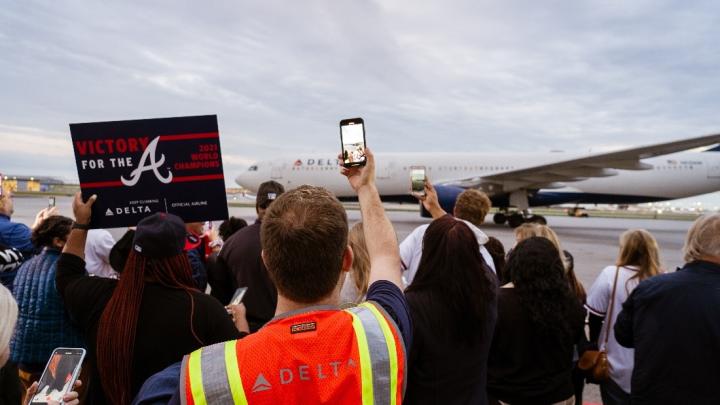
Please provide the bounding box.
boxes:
[236,152,720,207]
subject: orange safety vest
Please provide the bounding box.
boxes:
[180,301,406,405]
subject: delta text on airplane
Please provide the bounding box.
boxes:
[236,133,720,227]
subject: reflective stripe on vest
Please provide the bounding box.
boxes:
[181,341,249,405]
[181,303,404,404]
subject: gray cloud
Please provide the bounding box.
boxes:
[1,0,719,205]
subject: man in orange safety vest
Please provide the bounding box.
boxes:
[179,149,412,404]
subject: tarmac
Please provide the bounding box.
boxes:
[11,195,697,404]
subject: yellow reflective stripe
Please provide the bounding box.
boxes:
[224,340,248,405]
[188,349,207,405]
[348,311,374,405]
[362,302,400,405]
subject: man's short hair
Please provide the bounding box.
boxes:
[454,189,492,227]
[683,214,720,262]
[256,181,285,210]
[261,185,348,303]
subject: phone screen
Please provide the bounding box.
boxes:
[230,287,248,306]
[410,167,426,196]
[31,348,85,404]
[48,196,56,208]
[340,118,367,167]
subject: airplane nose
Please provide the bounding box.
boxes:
[235,173,246,188]
[235,163,260,192]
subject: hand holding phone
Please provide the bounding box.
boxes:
[410,167,426,197]
[339,118,367,168]
[29,348,85,404]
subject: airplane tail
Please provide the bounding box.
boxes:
[705,144,720,152]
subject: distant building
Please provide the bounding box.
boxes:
[1,174,65,193]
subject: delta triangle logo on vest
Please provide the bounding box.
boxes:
[70,115,229,228]
[252,373,272,393]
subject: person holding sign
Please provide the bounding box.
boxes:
[55,194,248,404]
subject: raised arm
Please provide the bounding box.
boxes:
[341,149,403,289]
[62,192,96,259]
[417,179,447,219]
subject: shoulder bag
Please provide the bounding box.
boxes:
[578,266,620,382]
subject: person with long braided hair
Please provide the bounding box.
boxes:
[56,193,247,404]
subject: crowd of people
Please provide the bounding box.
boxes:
[0,149,719,404]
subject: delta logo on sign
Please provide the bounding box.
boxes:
[70,115,229,228]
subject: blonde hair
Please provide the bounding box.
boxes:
[617,229,662,282]
[514,224,567,269]
[348,222,370,299]
[0,284,18,355]
[683,214,720,263]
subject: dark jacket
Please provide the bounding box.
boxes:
[404,281,497,405]
[10,248,85,365]
[615,260,720,405]
[55,253,242,404]
[488,288,585,405]
[216,221,277,331]
[0,242,23,291]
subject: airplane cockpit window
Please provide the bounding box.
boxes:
[248,165,258,171]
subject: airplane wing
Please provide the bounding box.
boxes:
[439,133,720,193]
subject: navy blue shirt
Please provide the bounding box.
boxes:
[133,280,412,405]
[615,260,720,405]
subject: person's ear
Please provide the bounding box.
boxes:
[53,236,66,249]
[342,245,353,273]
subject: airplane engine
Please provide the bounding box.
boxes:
[419,185,465,218]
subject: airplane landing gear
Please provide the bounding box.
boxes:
[508,213,524,228]
[495,209,547,228]
[527,214,547,225]
[493,212,507,225]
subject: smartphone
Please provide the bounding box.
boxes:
[30,348,85,404]
[230,287,248,306]
[339,118,367,168]
[48,196,56,208]
[410,166,426,197]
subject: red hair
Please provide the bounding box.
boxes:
[96,251,200,404]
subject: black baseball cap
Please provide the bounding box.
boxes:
[256,180,285,209]
[133,212,187,258]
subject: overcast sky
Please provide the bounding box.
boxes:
[1,1,719,206]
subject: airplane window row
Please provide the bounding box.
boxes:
[401,166,514,171]
[655,165,695,170]
[288,165,517,172]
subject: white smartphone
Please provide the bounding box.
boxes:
[30,347,85,404]
[410,166,426,197]
[230,287,248,306]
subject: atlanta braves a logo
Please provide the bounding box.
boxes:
[121,136,173,186]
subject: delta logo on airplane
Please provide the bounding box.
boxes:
[294,158,339,167]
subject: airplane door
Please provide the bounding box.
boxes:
[377,161,396,179]
[271,163,285,179]
[706,156,720,179]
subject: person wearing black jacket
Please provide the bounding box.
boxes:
[214,180,284,331]
[56,194,247,404]
[488,237,585,405]
[614,214,720,405]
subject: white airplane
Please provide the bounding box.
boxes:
[235,133,720,226]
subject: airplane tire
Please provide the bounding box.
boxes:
[529,215,547,225]
[507,213,524,228]
[493,212,507,225]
